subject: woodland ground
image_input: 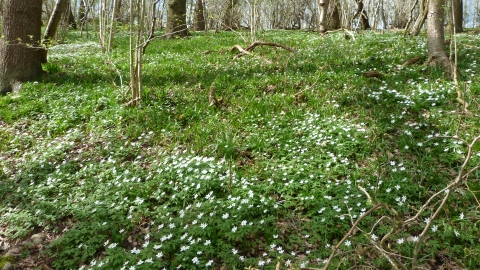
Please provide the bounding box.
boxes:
[0,29,480,270]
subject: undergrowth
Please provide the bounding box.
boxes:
[1,29,480,269]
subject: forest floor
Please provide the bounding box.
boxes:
[1,29,480,270]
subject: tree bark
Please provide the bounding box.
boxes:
[41,0,69,62]
[68,7,77,29]
[0,0,43,94]
[43,0,69,42]
[427,0,452,76]
[223,0,239,30]
[452,0,463,32]
[193,0,205,31]
[317,0,329,32]
[354,0,371,30]
[79,0,86,25]
[166,0,188,38]
[409,0,427,35]
[330,2,341,29]
[392,0,408,29]
[114,0,123,23]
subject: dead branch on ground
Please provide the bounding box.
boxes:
[230,41,296,64]
[209,42,296,108]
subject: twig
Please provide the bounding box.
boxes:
[324,203,387,269]
[405,136,480,225]
[369,238,400,270]
[411,135,480,268]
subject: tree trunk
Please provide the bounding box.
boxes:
[317,0,329,32]
[193,0,205,31]
[427,0,451,76]
[223,0,239,30]
[42,0,69,44]
[43,0,69,42]
[68,7,77,29]
[79,0,86,25]
[392,0,408,29]
[114,0,123,23]
[41,0,69,62]
[330,2,341,29]
[166,0,188,38]
[409,0,427,35]
[0,0,43,94]
[380,0,387,29]
[452,0,463,32]
[355,0,371,30]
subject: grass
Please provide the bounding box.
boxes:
[0,28,480,269]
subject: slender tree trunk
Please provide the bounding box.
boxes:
[404,0,420,32]
[166,0,188,38]
[0,0,4,32]
[223,0,239,30]
[107,0,118,52]
[317,0,329,32]
[43,0,69,43]
[330,2,341,29]
[0,0,43,94]
[380,0,387,29]
[79,0,86,25]
[114,0,123,23]
[392,0,408,29]
[68,7,77,29]
[354,0,371,30]
[194,0,206,31]
[142,0,160,53]
[409,0,428,36]
[452,0,463,32]
[41,0,69,62]
[427,0,452,76]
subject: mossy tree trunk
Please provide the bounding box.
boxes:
[427,0,452,76]
[166,0,188,38]
[0,0,43,94]
[193,0,205,31]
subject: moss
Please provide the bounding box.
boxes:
[0,254,15,268]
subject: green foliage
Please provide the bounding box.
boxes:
[1,30,480,269]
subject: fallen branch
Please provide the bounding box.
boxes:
[210,41,296,107]
[245,41,296,53]
[410,135,480,268]
[230,44,272,64]
[323,203,388,269]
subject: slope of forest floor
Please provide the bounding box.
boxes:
[1,29,480,270]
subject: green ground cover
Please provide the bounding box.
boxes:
[1,29,480,269]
